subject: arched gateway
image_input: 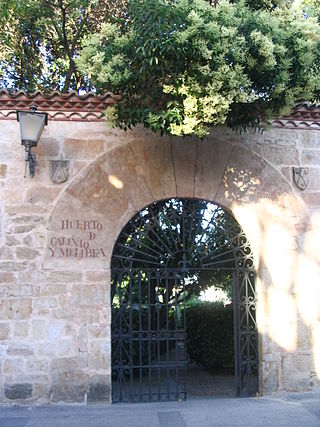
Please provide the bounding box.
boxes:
[111,198,258,403]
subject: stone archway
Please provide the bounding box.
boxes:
[45,132,309,399]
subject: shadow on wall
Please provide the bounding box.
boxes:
[234,199,320,393]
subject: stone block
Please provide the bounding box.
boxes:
[52,308,78,320]
[281,353,312,391]
[51,357,85,372]
[297,320,312,350]
[57,294,66,307]
[85,271,108,282]
[11,224,36,234]
[81,284,107,307]
[171,137,197,197]
[281,167,292,184]
[56,340,73,357]
[5,236,20,247]
[0,298,32,320]
[88,340,110,370]
[0,323,10,340]
[47,321,65,341]
[18,271,46,284]
[297,131,320,149]
[0,188,24,204]
[0,246,13,261]
[77,308,100,324]
[301,150,320,166]
[15,374,49,384]
[262,145,299,166]
[32,320,46,340]
[78,326,87,353]
[262,135,298,147]
[63,138,105,159]
[302,167,320,191]
[311,371,320,390]
[87,375,111,402]
[11,215,44,224]
[130,137,176,200]
[13,322,29,338]
[296,352,313,373]
[0,272,16,283]
[301,192,320,208]
[88,324,109,339]
[37,343,56,357]
[50,356,88,402]
[4,383,33,400]
[26,187,61,204]
[5,205,49,215]
[0,262,29,272]
[195,138,232,201]
[71,160,88,177]
[24,359,49,374]
[40,284,67,297]
[68,143,154,216]
[261,361,279,394]
[0,284,34,298]
[7,343,34,357]
[3,359,25,374]
[33,382,50,400]
[34,138,60,158]
[50,373,86,402]
[0,164,7,178]
[34,297,57,309]
[215,145,292,208]
[47,271,82,283]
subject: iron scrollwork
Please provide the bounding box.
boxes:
[111,199,258,402]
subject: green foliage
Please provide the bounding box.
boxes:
[112,296,235,375]
[0,0,127,92]
[78,0,320,136]
[111,199,240,303]
[3,0,320,135]
[184,301,234,372]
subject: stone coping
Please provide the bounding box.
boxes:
[0,90,320,128]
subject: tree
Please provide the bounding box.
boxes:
[77,0,320,136]
[0,0,126,93]
[111,198,246,307]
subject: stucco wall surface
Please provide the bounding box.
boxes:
[0,119,320,403]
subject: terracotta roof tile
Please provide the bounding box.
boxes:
[1,90,320,129]
[0,90,121,122]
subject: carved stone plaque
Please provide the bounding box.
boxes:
[50,160,69,184]
[293,167,310,191]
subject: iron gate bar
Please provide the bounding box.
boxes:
[111,269,187,403]
[232,271,240,396]
[111,268,258,402]
[111,199,258,403]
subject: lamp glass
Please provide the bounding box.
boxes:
[18,111,47,144]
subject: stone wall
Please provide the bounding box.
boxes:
[0,116,320,404]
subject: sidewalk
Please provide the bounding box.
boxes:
[0,392,319,427]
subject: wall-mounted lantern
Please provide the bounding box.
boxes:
[16,105,48,178]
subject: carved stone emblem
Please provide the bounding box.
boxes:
[50,160,69,184]
[293,167,310,191]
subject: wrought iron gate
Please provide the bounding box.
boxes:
[111,199,258,402]
[233,269,259,397]
[112,269,187,403]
